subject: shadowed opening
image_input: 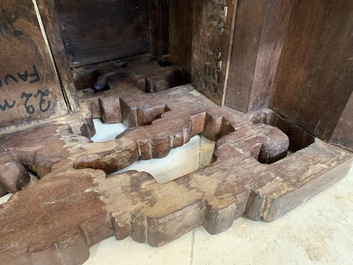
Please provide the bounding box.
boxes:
[257,111,316,164]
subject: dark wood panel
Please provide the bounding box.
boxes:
[330,92,353,151]
[169,0,193,73]
[225,0,294,113]
[149,0,169,57]
[56,0,150,67]
[270,0,353,141]
[225,0,268,112]
[0,0,68,128]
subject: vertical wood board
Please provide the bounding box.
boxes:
[225,0,293,113]
[192,0,238,106]
[224,0,267,112]
[0,0,68,128]
[149,0,169,57]
[169,0,193,73]
[270,0,353,141]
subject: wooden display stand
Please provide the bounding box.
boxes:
[0,1,352,264]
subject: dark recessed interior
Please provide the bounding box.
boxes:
[258,111,316,164]
[56,0,193,91]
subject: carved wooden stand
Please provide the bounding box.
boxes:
[1,1,353,264]
[0,66,352,264]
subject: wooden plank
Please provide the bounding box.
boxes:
[149,0,169,57]
[169,0,193,73]
[269,0,353,141]
[0,64,351,264]
[0,0,68,128]
[55,0,150,67]
[37,0,80,112]
[192,0,238,106]
[225,0,293,113]
[225,0,268,112]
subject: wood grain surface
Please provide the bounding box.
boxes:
[0,70,351,264]
[0,0,68,128]
[270,0,353,141]
[55,0,150,67]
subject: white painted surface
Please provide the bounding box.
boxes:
[0,193,11,205]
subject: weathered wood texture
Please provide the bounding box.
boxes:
[0,64,351,264]
[330,92,353,152]
[149,0,169,57]
[270,0,353,141]
[225,0,293,112]
[77,61,191,122]
[55,0,150,67]
[169,0,193,73]
[192,0,238,106]
[37,0,80,111]
[0,0,68,128]
[0,106,94,196]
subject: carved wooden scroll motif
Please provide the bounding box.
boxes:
[0,0,68,128]
[0,65,352,264]
[192,0,237,105]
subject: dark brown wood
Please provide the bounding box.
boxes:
[0,161,30,193]
[77,61,191,123]
[169,0,193,73]
[37,0,80,112]
[330,92,353,152]
[225,0,267,112]
[55,0,150,67]
[270,0,353,141]
[192,0,238,106]
[225,0,293,113]
[149,0,169,57]
[1,1,353,263]
[0,65,351,264]
[0,0,68,128]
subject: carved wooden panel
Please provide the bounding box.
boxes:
[0,0,68,128]
[192,0,237,106]
[0,64,351,264]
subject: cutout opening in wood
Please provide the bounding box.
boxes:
[257,111,316,164]
[91,118,216,184]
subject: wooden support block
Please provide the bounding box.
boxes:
[0,77,351,264]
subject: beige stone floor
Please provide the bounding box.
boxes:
[1,119,352,265]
